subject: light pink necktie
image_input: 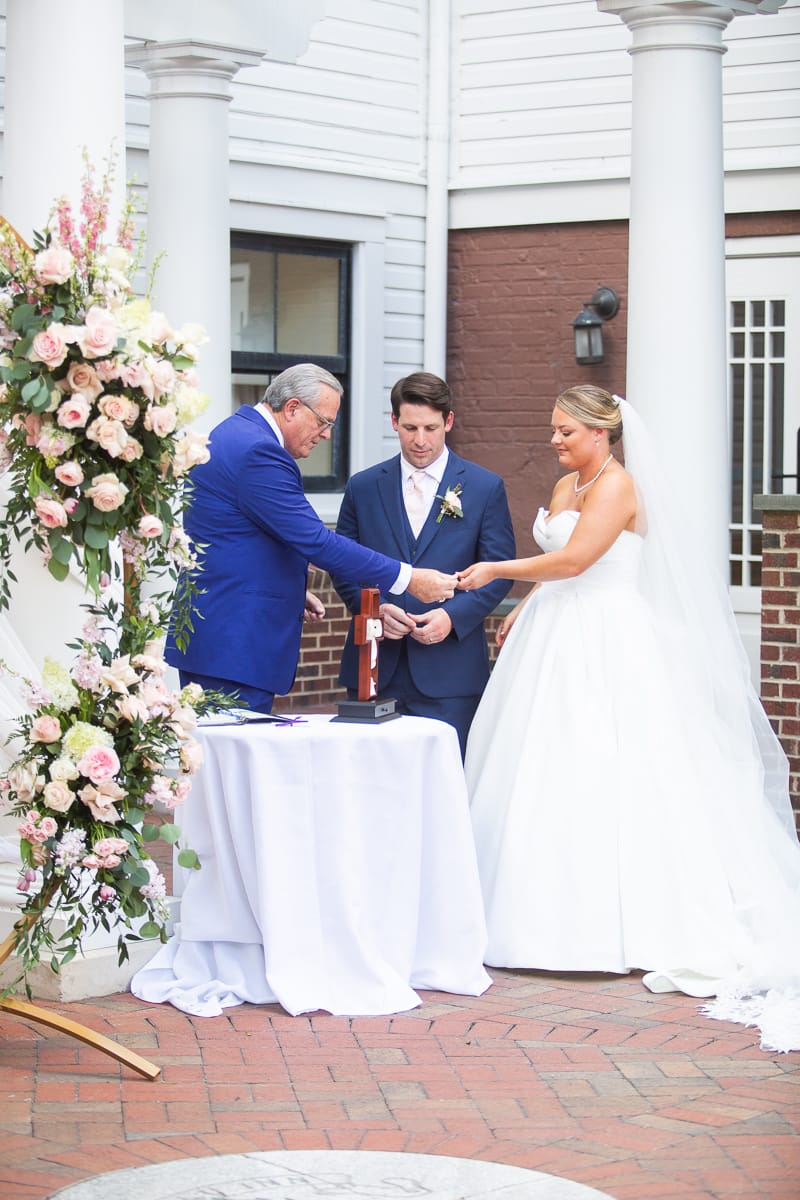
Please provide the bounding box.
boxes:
[406,469,429,537]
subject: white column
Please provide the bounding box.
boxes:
[3,0,126,232]
[599,0,785,578]
[423,0,451,378]
[125,43,264,434]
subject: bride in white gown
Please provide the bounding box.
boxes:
[458,385,800,1053]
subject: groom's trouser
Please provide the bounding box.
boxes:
[178,670,275,715]
[349,646,479,760]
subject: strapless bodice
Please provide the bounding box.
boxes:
[533,507,642,591]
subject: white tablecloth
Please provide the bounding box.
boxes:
[131,714,490,1017]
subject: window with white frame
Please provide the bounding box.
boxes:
[230,232,351,491]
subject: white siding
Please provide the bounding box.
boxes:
[451,0,800,191]
[229,1,427,178]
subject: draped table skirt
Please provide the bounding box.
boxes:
[131,714,490,1017]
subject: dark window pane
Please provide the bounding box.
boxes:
[730,560,742,586]
[731,331,745,359]
[771,299,785,326]
[730,529,742,556]
[771,331,785,358]
[750,331,765,359]
[750,300,765,327]
[731,301,745,327]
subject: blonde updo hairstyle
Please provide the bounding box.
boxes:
[555,385,623,445]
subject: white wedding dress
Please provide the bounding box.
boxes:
[466,506,800,1052]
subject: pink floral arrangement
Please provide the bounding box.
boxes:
[0,156,227,981]
[1,597,222,977]
[0,155,210,615]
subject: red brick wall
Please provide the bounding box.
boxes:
[446,220,629,595]
[756,499,800,831]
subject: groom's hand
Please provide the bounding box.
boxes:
[410,609,452,646]
[380,603,417,640]
[408,568,457,603]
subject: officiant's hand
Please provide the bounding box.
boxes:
[408,567,457,604]
[379,603,417,640]
[303,590,326,622]
[410,608,452,646]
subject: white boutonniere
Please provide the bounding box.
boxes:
[436,483,463,523]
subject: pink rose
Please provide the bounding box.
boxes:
[148,311,173,344]
[98,393,131,423]
[144,403,178,437]
[85,472,128,512]
[116,436,143,463]
[86,415,128,458]
[63,360,103,401]
[119,360,155,401]
[147,358,176,399]
[77,307,118,359]
[30,714,62,743]
[137,514,163,539]
[78,778,125,823]
[38,816,58,838]
[54,461,84,487]
[36,429,72,458]
[34,497,68,530]
[94,837,128,858]
[29,324,69,368]
[56,393,92,429]
[77,744,120,785]
[98,884,115,900]
[94,358,121,383]
[34,244,75,285]
[115,694,149,723]
[43,780,75,813]
[179,738,204,774]
[172,431,210,475]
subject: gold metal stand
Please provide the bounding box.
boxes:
[0,893,161,1080]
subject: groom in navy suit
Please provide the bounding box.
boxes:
[166,364,457,712]
[333,372,515,756]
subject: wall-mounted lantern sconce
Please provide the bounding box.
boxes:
[571,286,620,365]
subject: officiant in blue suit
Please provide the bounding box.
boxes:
[166,364,457,713]
[333,372,515,756]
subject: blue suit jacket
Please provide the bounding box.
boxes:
[333,451,515,700]
[165,405,405,695]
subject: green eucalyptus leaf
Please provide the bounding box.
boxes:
[141,823,160,842]
[47,557,69,582]
[176,848,201,871]
[11,303,37,331]
[83,525,109,549]
[158,823,181,845]
[138,921,163,939]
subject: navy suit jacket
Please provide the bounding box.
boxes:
[165,405,405,695]
[333,451,515,700]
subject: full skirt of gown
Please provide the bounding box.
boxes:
[465,508,800,1051]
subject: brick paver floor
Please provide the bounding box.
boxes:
[1,967,798,1200]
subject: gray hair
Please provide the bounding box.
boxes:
[262,364,343,412]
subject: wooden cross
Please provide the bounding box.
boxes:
[354,587,384,701]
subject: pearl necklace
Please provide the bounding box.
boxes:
[574,453,613,495]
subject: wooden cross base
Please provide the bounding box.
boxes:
[334,587,400,723]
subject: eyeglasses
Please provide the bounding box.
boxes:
[295,397,336,433]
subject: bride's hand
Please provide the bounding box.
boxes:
[457,562,496,591]
[496,607,519,648]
